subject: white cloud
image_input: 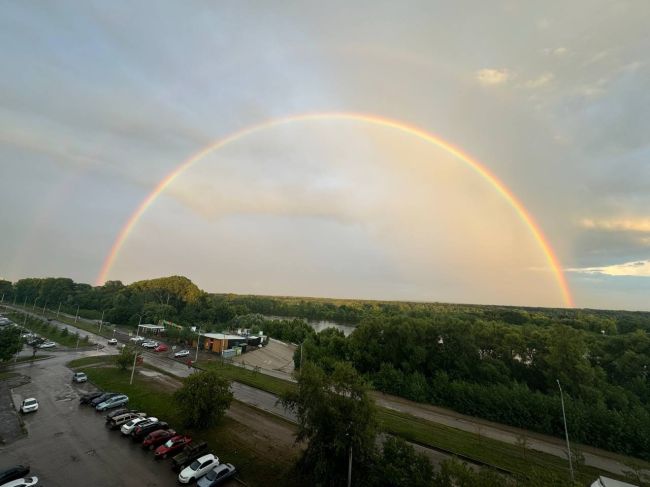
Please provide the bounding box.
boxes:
[476,68,513,85]
[581,218,650,233]
[525,72,555,88]
[568,260,650,277]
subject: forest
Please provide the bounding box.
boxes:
[1,276,649,459]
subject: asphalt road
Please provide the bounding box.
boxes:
[2,353,180,487]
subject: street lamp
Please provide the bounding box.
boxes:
[74,304,80,323]
[33,296,40,310]
[557,379,574,482]
[99,310,105,333]
[130,348,139,385]
[195,327,201,363]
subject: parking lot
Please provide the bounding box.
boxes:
[2,353,181,487]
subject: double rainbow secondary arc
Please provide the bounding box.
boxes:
[96,112,573,307]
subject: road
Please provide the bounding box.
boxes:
[3,304,643,477]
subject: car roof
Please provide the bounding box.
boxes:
[23,397,37,402]
[196,454,215,462]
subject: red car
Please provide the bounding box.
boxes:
[154,435,192,459]
[154,344,168,352]
[142,428,177,450]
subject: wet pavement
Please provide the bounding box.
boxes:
[0,354,179,487]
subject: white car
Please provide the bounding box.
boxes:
[178,454,219,484]
[129,336,145,343]
[174,349,190,358]
[1,477,39,487]
[120,416,155,435]
[107,338,118,345]
[20,398,39,414]
[38,341,56,348]
[72,372,88,383]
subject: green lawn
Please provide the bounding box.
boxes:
[72,362,301,486]
[199,361,296,396]
[0,371,19,381]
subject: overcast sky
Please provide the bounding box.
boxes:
[1,1,649,310]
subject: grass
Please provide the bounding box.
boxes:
[0,371,19,381]
[200,361,296,397]
[377,407,623,485]
[73,362,301,486]
[6,311,93,348]
[1,354,54,366]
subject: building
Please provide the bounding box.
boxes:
[197,331,267,355]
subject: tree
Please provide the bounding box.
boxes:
[174,370,232,428]
[0,327,22,361]
[115,345,135,371]
[376,437,433,487]
[282,361,377,487]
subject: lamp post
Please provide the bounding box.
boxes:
[557,379,574,482]
[56,302,61,319]
[33,296,39,311]
[74,304,80,323]
[99,310,105,333]
[42,300,48,316]
[136,314,143,337]
[130,349,139,385]
[195,327,201,363]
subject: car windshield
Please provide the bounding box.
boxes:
[24,400,36,405]
[189,460,200,470]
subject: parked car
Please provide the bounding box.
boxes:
[121,417,157,436]
[0,465,30,485]
[142,429,177,450]
[174,349,190,358]
[197,463,237,487]
[178,454,219,484]
[38,341,56,348]
[129,336,144,343]
[154,344,168,352]
[79,391,104,404]
[96,394,129,412]
[131,421,169,442]
[107,338,118,345]
[105,407,131,421]
[89,392,119,407]
[171,441,208,471]
[72,372,87,383]
[141,341,158,348]
[20,398,38,414]
[155,435,193,459]
[109,412,146,429]
[0,477,39,487]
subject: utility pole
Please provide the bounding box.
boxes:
[23,296,27,308]
[99,310,105,333]
[33,296,39,310]
[195,328,201,363]
[1,293,4,303]
[557,379,574,483]
[130,350,139,385]
[42,300,47,316]
[56,302,61,319]
[74,304,80,323]
[348,446,352,487]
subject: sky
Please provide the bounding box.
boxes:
[1,1,649,310]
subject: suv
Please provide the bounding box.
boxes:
[171,441,208,471]
[131,421,169,442]
[96,394,129,412]
[72,372,88,383]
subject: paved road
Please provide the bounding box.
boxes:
[2,353,180,487]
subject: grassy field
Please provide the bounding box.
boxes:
[199,361,295,396]
[0,371,19,381]
[70,359,301,486]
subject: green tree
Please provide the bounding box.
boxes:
[282,361,377,487]
[376,437,433,487]
[173,370,233,428]
[0,327,22,361]
[115,345,135,371]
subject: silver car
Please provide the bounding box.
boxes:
[96,394,129,412]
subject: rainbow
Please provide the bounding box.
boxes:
[95,112,574,307]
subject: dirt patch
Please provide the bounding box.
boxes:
[138,368,182,393]
[0,375,30,444]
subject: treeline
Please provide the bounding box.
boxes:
[298,317,650,459]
